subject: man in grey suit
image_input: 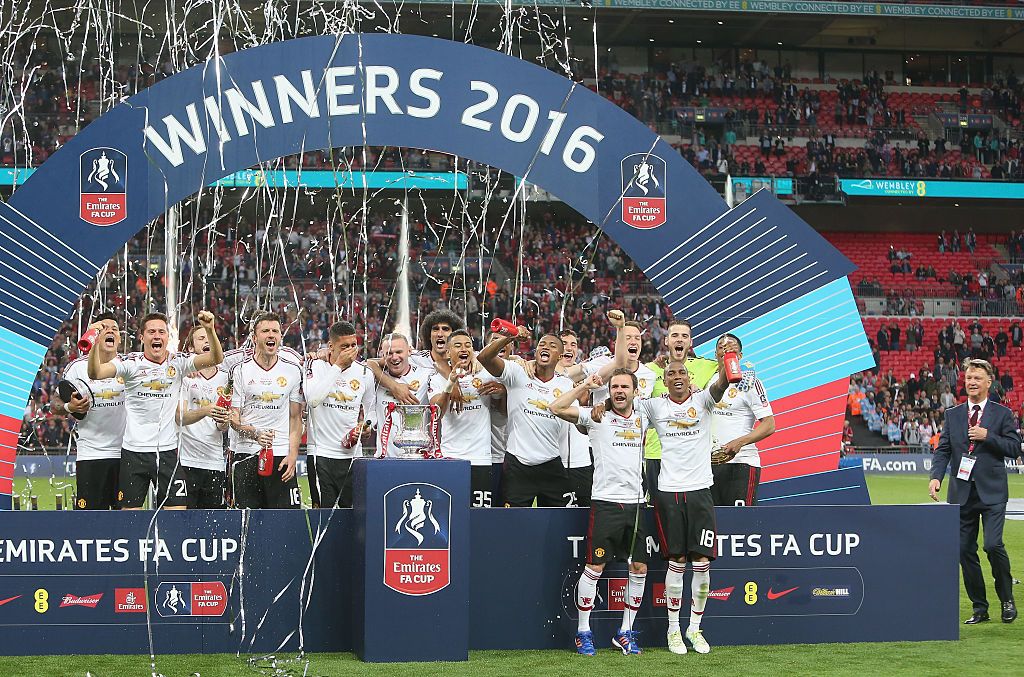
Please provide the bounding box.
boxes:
[929,358,1022,624]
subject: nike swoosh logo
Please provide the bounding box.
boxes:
[766,587,798,600]
[0,595,21,606]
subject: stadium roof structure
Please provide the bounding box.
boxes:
[19,1,1024,52]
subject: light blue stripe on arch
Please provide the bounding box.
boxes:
[694,278,873,401]
[0,325,48,420]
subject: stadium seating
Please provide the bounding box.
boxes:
[861,316,1024,414]
[824,231,1003,296]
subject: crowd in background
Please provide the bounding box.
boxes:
[18,210,668,452]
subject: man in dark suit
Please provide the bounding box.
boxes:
[930,359,1022,624]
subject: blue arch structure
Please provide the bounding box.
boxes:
[0,35,872,508]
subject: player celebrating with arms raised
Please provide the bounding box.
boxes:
[639,356,728,655]
[477,325,574,507]
[176,324,230,508]
[550,369,649,656]
[88,310,223,509]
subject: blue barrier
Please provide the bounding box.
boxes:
[759,465,871,505]
[0,503,959,656]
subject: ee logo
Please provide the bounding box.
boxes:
[34,588,48,613]
[744,581,757,606]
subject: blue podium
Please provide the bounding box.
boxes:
[352,458,471,662]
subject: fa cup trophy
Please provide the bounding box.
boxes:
[378,402,442,459]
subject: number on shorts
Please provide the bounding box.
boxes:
[744,581,758,605]
[734,499,747,506]
[290,487,301,506]
[699,528,715,549]
[173,479,188,497]
[563,491,578,507]
[472,490,491,508]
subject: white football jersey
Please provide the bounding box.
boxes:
[582,356,657,404]
[63,357,125,460]
[375,363,432,457]
[490,408,508,464]
[577,406,648,503]
[410,350,439,372]
[562,421,593,469]
[498,361,573,466]
[712,378,774,467]
[428,370,496,466]
[305,360,377,459]
[179,370,229,471]
[230,355,304,457]
[219,347,249,454]
[114,352,198,453]
[640,390,717,492]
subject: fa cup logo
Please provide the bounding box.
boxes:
[395,489,441,546]
[383,483,452,596]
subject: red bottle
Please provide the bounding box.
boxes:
[257,447,274,477]
[723,351,743,384]
[215,379,232,410]
[78,328,99,354]
[490,318,521,339]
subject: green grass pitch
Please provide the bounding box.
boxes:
[2,474,1021,676]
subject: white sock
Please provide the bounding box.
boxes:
[688,561,710,633]
[665,561,686,633]
[576,567,601,632]
[620,571,647,632]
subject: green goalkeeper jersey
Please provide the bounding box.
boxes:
[643,356,719,460]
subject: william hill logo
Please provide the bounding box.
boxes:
[383,483,451,596]
[812,587,851,597]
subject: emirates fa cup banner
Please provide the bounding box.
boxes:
[79,147,127,226]
[621,153,667,229]
[383,483,451,596]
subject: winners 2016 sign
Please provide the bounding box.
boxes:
[0,35,871,511]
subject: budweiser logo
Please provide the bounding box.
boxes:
[60,593,103,608]
[708,586,735,601]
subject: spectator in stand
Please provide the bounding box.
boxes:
[1010,321,1023,349]
[886,415,901,446]
[877,326,890,351]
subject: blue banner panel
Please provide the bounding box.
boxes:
[840,178,1024,200]
[0,510,352,655]
[352,459,470,662]
[471,504,958,649]
[846,453,1023,475]
[0,504,958,655]
[758,466,871,505]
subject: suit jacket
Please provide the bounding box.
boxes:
[931,401,1022,505]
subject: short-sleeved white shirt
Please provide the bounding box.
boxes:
[63,357,125,460]
[711,378,774,467]
[114,352,198,452]
[576,406,648,503]
[640,390,717,492]
[179,370,229,471]
[428,370,496,466]
[305,360,377,459]
[497,361,574,466]
[230,355,304,457]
